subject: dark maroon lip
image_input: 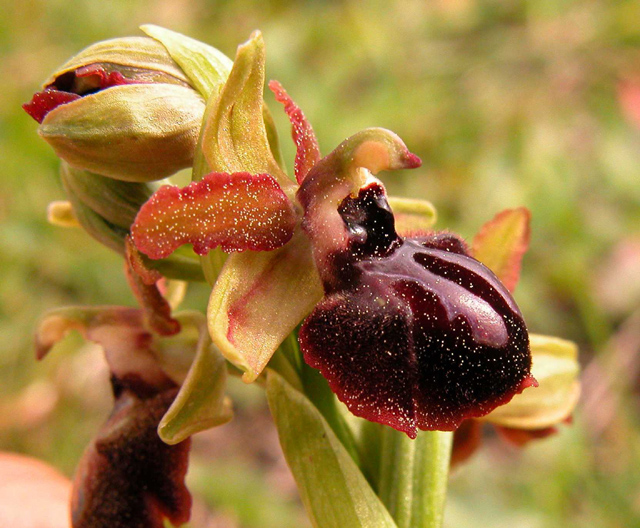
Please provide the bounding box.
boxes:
[299,182,533,437]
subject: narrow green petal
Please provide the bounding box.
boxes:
[266,370,397,528]
[200,31,293,192]
[484,334,580,429]
[387,196,437,237]
[158,312,233,444]
[140,24,233,98]
[208,229,323,382]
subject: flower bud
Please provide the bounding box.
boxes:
[24,37,206,182]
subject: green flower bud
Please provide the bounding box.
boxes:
[24,36,207,182]
[38,83,205,181]
[43,36,193,90]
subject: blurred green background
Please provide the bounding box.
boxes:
[2,0,640,526]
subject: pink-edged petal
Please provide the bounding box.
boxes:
[131,171,297,260]
[471,207,531,293]
[124,236,181,336]
[22,89,81,123]
[208,228,323,382]
[268,80,320,183]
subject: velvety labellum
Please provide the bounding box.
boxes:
[299,184,534,438]
[131,171,297,259]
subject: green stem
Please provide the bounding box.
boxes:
[378,429,453,528]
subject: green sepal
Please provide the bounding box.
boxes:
[40,84,205,182]
[60,163,155,229]
[59,164,205,282]
[266,369,397,528]
[157,312,233,444]
[199,31,293,191]
[140,24,233,99]
[43,35,192,88]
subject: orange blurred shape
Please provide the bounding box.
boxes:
[0,452,71,528]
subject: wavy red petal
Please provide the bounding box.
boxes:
[268,80,321,183]
[131,172,297,260]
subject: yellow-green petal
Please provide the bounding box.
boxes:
[484,334,580,429]
[208,229,323,382]
[388,196,437,237]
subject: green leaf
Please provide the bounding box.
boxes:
[158,312,233,444]
[266,370,397,528]
[140,24,233,98]
[484,333,580,429]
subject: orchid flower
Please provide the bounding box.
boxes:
[127,31,574,440]
[25,26,581,527]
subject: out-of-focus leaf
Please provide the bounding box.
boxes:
[266,370,397,528]
[471,207,531,293]
[484,334,580,429]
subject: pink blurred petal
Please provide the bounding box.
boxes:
[0,452,71,528]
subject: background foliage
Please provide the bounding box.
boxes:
[1,1,639,526]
